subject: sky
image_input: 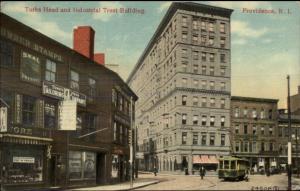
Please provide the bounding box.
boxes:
[1,1,300,108]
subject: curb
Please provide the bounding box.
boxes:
[126,180,160,190]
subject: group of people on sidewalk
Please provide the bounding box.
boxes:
[152,166,207,179]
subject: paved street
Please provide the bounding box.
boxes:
[135,173,300,190]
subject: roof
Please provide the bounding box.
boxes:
[278,114,300,123]
[126,2,233,83]
[231,96,278,103]
[0,13,137,100]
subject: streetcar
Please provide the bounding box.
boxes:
[218,156,250,181]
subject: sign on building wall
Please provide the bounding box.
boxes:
[13,157,35,164]
[0,107,8,132]
[58,100,77,131]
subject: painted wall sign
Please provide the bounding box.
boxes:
[58,100,77,131]
[0,107,8,132]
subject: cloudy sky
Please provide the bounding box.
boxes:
[1,1,300,108]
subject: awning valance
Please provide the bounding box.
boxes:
[0,133,53,145]
[193,155,219,164]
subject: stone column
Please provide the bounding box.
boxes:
[188,154,193,174]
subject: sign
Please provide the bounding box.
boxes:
[13,157,35,163]
[135,152,144,159]
[0,107,7,132]
[43,81,86,106]
[58,100,77,130]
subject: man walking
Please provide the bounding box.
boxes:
[199,166,206,180]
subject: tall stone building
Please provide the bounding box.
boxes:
[127,2,233,174]
[230,96,279,173]
[291,86,300,114]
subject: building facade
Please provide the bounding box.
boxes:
[230,96,279,173]
[291,86,300,114]
[127,2,233,174]
[0,13,137,190]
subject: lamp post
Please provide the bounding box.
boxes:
[287,75,292,191]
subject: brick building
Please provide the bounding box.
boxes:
[0,13,137,190]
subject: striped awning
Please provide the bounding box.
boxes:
[193,155,219,164]
[0,134,53,145]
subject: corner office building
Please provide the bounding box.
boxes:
[127,2,233,174]
[0,13,137,190]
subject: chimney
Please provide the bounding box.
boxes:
[94,53,105,65]
[73,26,95,60]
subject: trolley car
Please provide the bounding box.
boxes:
[218,156,250,181]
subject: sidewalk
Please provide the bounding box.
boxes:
[70,178,159,191]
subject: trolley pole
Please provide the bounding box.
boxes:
[287,75,292,191]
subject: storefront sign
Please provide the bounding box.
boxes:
[58,100,77,131]
[43,81,86,106]
[15,94,21,123]
[135,152,144,159]
[13,157,35,163]
[0,107,7,132]
[1,27,63,62]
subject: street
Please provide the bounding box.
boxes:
[135,173,300,190]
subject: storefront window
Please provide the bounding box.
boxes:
[22,95,36,127]
[4,145,43,183]
[44,103,56,128]
[69,151,96,180]
[111,155,119,178]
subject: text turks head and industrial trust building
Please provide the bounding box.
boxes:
[0,13,137,190]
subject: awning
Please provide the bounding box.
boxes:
[0,134,53,145]
[193,155,219,164]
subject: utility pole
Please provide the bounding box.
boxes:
[287,75,292,191]
[130,97,133,189]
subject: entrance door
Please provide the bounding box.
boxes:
[96,153,106,184]
[49,155,57,187]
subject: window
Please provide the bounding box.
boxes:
[182,32,188,41]
[244,142,248,152]
[193,133,198,145]
[220,54,226,63]
[220,67,225,76]
[210,134,215,145]
[234,107,239,118]
[201,133,207,145]
[261,126,265,135]
[193,65,198,73]
[235,142,240,152]
[210,81,215,90]
[182,78,187,87]
[220,23,225,33]
[202,115,207,126]
[243,108,248,117]
[253,125,257,135]
[201,36,206,45]
[278,127,282,137]
[182,16,187,27]
[208,37,214,46]
[22,95,36,126]
[209,53,215,62]
[45,59,56,82]
[0,40,14,67]
[249,142,253,152]
[88,78,96,98]
[120,124,123,144]
[244,125,248,134]
[193,51,199,60]
[118,94,123,111]
[269,126,273,135]
[210,116,215,126]
[69,151,96,180]
[221,134,225,146]
[113,122,117,141]
[209,22,214,32]
[221,116,225,127]
[260,109,265,119]
[210,66,214,75]
[201,80,207,89]
[182,95,187,105]
[44,103,56,129]
[221,82,226,91]
[269,142,273,151]
[201,21,206,30]
[193,20,198,30]
[21,51,41,83]
[193,79,199,87]
[86,113,97,129]
[268,109,273,119]
[202,97,207,107]
[193,96,198,106]
[70,70,79,91]
[221,98,225,108]
[261,142,265,151]
[182,114,187,125]
[182,61,188,72]
[182,132,187,145]
[253,142,256,152]
[193,115,198,125]
[235,125,239,134]
[192,35,198,43]
[252,109,257,119]
[210,98,215,107]
[201,52,206,61]
[220,37,225,48]
[202,65,207,74]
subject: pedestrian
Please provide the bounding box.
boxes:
[153,166,157,176]
[199,166,206,179]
